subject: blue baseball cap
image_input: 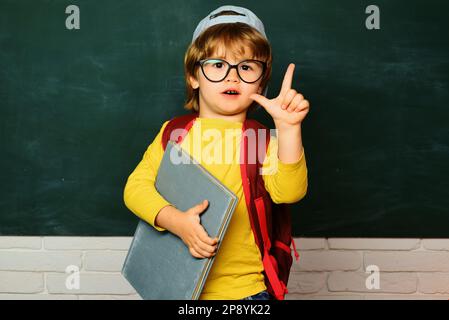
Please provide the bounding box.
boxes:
[192,5,267,43]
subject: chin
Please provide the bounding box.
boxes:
[219,107,245,115]
[219,102,246,111]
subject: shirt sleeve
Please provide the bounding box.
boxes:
[260,134,308,204]
[123,120,171,231]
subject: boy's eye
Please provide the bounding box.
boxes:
[240,64,253,71]
[213,62,223,68]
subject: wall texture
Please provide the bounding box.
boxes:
[0,237,448,300]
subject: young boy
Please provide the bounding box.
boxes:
[124,5,309,300]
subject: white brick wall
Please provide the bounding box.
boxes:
[0,237,140,300]
[287,238,449,300]
[0,237,448,300]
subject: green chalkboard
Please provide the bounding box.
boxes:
[1,0,448,237]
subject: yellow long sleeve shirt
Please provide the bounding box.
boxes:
[123,116,308,300]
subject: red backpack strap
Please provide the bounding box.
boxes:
[241,120,290,300]
[161,112,199,150]
[240,120,288,300]
[239,119,270,251]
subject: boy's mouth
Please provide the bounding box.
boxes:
[221,88,241,95]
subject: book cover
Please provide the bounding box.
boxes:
[122,140,238,300]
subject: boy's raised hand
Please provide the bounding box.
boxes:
[250,63,310,128]
[178,199,219,259]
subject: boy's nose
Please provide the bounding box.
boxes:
[225,67,240,83]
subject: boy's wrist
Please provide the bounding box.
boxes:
[275,120,301,132]
[156,205,184,236]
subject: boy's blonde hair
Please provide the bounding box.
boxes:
[184,21,272,113]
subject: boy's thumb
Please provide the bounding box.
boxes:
[250,93,270,109]
[193,199,208,215]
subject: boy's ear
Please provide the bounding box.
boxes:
[189,75,199,90]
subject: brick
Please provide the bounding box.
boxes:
[293,238,326,250]
[328,238,420,250]
[364,252,449,272]
[79,294,142,300]
[287,272,327,294]
[0,251,81,272]
[418,273,449,294]
[0,271,44,293]
[422,239,449,251]
[286,294,363,300]
[292,251,361,271]
[44,237,132,250]
[84,251,128,272]
[46,273,136,295]
[0,237,42,249]
[328,271,417,293]
[363,294,449,300]
[0,294,78,300]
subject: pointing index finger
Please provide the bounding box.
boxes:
[280,63,295,97]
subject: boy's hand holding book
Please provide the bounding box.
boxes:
[155,199,219,259]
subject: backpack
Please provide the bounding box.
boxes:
[161,112,300,300]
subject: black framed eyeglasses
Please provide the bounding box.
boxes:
[196,58,267,84]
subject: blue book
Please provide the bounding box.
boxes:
[122,140,238,300]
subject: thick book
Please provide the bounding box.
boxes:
[122,140,238,300]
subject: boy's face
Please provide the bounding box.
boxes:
[189,45,264,117]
